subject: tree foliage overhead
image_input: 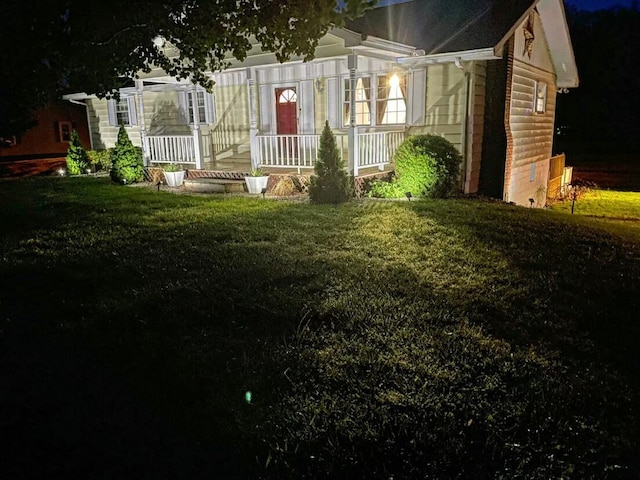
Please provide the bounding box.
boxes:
[0,0,376,136]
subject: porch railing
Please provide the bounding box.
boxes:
[358,131,405,169]
[145,135,197,166]
[257,130,404,173]
[257,134,348,171]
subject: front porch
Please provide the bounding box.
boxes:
[144,129,406,176]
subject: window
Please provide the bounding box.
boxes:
[278,88,297,103]
[344,77,371,126]
[534,81,547,114]
[107,97,137,126]
[58,121,72,142]
[188,91,207,124]
[377,74,406,125]
[343,73,407,127]
[0,135,17,147]
[180,90,215,124]
[116,98,131,125]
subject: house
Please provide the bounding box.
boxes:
[63,0,577,206]
[0,101,92,174]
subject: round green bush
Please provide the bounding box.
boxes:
[110,125,143,184]
[369,134,462,199]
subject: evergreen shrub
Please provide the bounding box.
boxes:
[309,121,352,204]
[110,125,143,184]
[369,134,462,199]
[87,149,113,172]
[65,130,89,175]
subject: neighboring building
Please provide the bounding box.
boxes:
[0,101,92,161]
[63,0,578,206]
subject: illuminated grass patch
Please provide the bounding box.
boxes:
[0,177,638,478]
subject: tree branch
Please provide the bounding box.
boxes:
[89,24,148,46]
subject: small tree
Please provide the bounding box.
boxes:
[309,121,352,204]
[65,130,89,175]
[110,125,143,184]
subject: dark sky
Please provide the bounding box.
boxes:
[568,0,636,9]
[377,0,637,11]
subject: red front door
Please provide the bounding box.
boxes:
[275,88,298,135]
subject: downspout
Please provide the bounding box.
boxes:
[67,98,94,150]
[454,57,471,192]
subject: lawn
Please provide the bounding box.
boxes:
[0,177,638,479]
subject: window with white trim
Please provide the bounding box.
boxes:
[344,77,371,126]
[534,81,547,114]
[343,73,407,127]
[107,97,137,126]
[188,91,206,124]
[58,121,72,142]
[116,98,131,125]
[183,90,215,125]
[377,73,406,125]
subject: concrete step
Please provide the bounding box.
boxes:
[183,178,246,193]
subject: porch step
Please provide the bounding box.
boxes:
[183,178,246,194]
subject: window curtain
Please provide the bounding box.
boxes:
[344,79,351,125]
[376,75,391,124]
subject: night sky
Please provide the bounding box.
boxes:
[377,0,637,10]
[569,0,636,9]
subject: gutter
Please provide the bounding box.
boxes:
[397,47,498,66]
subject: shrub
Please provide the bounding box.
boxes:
[309,121,352,204]
[110,125,143,184]
[370,134,462,199]
[65,130,89,175]
[87,149,113,172]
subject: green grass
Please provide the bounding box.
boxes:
[1,177,638,479]
[550,189,640,238]
[551,189,640,219]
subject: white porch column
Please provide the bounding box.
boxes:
[246,67,259,170]
[135,80,149,166]
[347,53,359,176]
[190,83,203,169]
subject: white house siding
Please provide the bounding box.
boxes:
[409,63,466,154]
[210,70,251,156]
[506,11,558,206]
[145,90,191,136]
[86,98,141,149]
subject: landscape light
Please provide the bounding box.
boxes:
[58,168,66,176]
[245,391,252,404]
[405,192,412,201]
[261,187,267,199]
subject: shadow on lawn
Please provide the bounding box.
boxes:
[410,199,640,380]
[0,183,638,478]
